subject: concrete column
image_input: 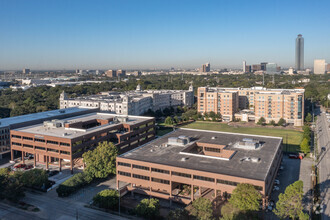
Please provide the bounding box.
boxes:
[11,149,14,161]
[70,159,73,174]
[59,158,62,171]
[169,181,172,207]
[46,156,49,170]
[199,186,201,196]
[33,154,36,167]
[22,151,25,163]
[191,185,194,201]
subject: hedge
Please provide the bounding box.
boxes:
[56,172,92,197]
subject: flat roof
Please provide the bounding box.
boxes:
[120,128,282,181]
[13,113,153,139]
[0,107,95,128]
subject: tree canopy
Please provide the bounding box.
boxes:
[83,141,118,179]
[135,198,160,219]
[191,197,214,220]
[274,180,305,219]
[228,183,262,212]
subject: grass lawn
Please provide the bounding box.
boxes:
[182,121,303,153]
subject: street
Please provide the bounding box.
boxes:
[316,110,330,220]
[0,176,130,220]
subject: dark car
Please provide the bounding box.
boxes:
[321,146,326,152]
[48,170,59,177]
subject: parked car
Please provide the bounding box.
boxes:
[273,186,280,191]
[274,179,280,185]
[321,146,326,152]
[14,163,26,169]
[24,164,33,170]
[279,166,284,170]
[289,154,303,159]
[48,170,59,177]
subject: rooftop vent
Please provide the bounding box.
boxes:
[168,136,190,146]
[251,157,260,163]
[234,138,261,150]
[211,136,216,140]
[181,157,189,161]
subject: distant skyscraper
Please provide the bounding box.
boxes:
[202,63,210,72]
[243,61,246,73]
[23,68,30,74]
[295,34,304,70]
[266,63,279,74]
[314,59,326,74]
[260,62,268,71]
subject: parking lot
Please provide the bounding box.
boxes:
[266,154,312,219]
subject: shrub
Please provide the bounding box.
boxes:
[270,120,276,126]
[257,117,266,125]
[56,172,92,197]
[93,189,119,210]
[20,169,48,189]
[135,198,160,219]
[278,118,286,126]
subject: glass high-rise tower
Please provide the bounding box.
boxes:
[295,34,304,70]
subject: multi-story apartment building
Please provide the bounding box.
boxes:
[116,128,282,206]
[60,85,194,115]
[197,87,304,126]
[0,107,97,160]
[197,87,239,121]
[10,113,155,173]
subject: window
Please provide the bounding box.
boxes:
[48,148,59,153]
[151,168,170,174]
[193,175,214,182]
[12,142,22,146]
[133,164,150,171]
[23,136,33,141]
[151,177,169,185]
[118,171,131,177]
[35,146,46,151]
[217,179,238,186]
[118,162,131,167]
[60,142,70,146]
[204,147,221,153]
[172,171,191,178]
[132,174,149,181]
[12,135,21,139]
[23,144,33,148]
[60,150,70,155]
[47,140,59,145]
[35,138,45,143]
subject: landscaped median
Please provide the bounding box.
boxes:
[182,121,303,153]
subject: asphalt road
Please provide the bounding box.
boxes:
[316,111,330,220]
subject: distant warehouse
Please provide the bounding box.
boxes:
[116,128,282,206]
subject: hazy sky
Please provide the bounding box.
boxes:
[0,0,329,70]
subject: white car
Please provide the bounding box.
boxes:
[279,166,284,170]
[274,179,280,185]
[273,186,280,191]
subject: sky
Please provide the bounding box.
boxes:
[0,0,329,70]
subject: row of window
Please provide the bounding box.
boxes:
[204,147,221,153]
[118,171,170,185]
[11,135,70,146]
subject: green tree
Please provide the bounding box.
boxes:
[173,116,180,124]
[135,198,160,219]
[20,169,48,189]
[228,183,262,212]
[164,116,174,125]
[191,197,214,220]
[305,113,312,123]
[93,189,119,210]
[300,138,310,155]
[274,180,304,219]
[167,208,190,220]
[257,117,266,125]
[0,168,25,201]
[278,118,286,126]
[302,125,311,141]
[83,141,118,179]
[270,120,276,126]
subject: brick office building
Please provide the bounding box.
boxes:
[10,113,155,173]
[116,128,282,206]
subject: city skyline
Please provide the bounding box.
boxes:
[0,0,330,70]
